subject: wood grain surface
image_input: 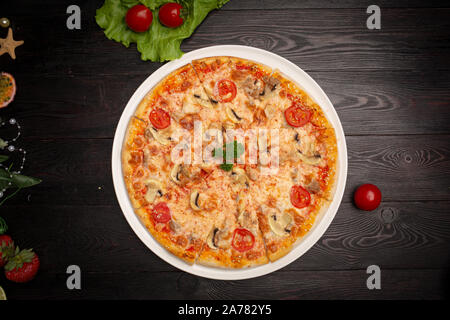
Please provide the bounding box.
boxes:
[0,0,449,299]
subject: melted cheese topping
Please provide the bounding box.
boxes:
[123,57,338,267]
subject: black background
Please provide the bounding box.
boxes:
[0,0,449,299]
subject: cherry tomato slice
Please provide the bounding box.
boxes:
[354,184,382,211]
[125,4,153,33]
[290,185,311,209]
[231,228,255,252]
[159,3,184,28]
[214,79,237,103]
[152,202,171,223]
[149,108,171,129]
[284,104,311,127]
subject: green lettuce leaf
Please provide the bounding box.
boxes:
[95,0,230,62]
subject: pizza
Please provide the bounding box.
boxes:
[122,56,338,268]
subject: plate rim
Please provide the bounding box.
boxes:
[111,45,348,280]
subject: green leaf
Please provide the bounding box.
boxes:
[219,163,233,171]
[96,0,230,62]
[214,141,245,159]
[0,168,12,190]
[0,168,41,189]
[0,155,8,163]
[233,141,245,159]
[223,141,244,161]
[120,0,139,8]
[0,217,7,235]
[0,138,7,150]
[11,174,42,189]
[213,141,244,171]
[140,0,169,10]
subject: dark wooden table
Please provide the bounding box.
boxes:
[0,0,449,299]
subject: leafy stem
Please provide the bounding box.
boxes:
[0,188,22,206]
[0,154,41,206]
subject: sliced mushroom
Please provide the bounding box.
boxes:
[169,220,180,233]
[243,77,265,99]
[306,179,321,194]
[170,110,184,122]
[207,228,219,249]
[143,179,164,204]
[182,99,201,115]
[269,212,293,236]
[143,148,151,167]
[226,106,242,123]
[190,190,202,211]
[144,127,153,140]
[290,167,298,180]
[245,166,259,181]
[297,150,321,166]
[264,103,277,119]
[200,162,215,173]
[237,193,246,215]
[192,91,212,108]
[258,134,271,166]
[252,108,267,125]
[222,121,235,129]
[170,164,183,184]
[263,75,280,92]
[231,167,249,186]
[237,210,248,226]
[146,126,171,145]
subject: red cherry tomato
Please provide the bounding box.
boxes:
[149,108,171,129]
[159,3,184,28]
[125,4,153,32]
[284,104,311,127]
[354,184,382,211]
[290,185,311,209]
[152,202,171,223]
[214,79,237,102]
[231,228,255,252]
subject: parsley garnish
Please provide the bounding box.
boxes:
[213,141,244,171]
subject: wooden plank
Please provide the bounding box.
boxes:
[223,0,450,10]
[1,8,450,74]
[311,70,450,135]
[1,201,449,273]
[0,74,148,139]
[2,69,449,139]
[184,8,450,72]
[0,135,448,206]
[0,0,447,302]
[1,269,445,299]
[3,0,450,12]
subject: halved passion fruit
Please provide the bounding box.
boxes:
[0,72,16,108]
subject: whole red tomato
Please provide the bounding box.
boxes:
[354,184,382,211]
[125,4,153,32]
[159,3,184,28]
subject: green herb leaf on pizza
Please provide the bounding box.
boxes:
[95,0,230,62]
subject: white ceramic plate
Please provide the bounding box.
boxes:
[112,45,347,280]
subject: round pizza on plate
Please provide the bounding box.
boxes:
[122,56,337,268]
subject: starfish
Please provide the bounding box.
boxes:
[0,28,24,60]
